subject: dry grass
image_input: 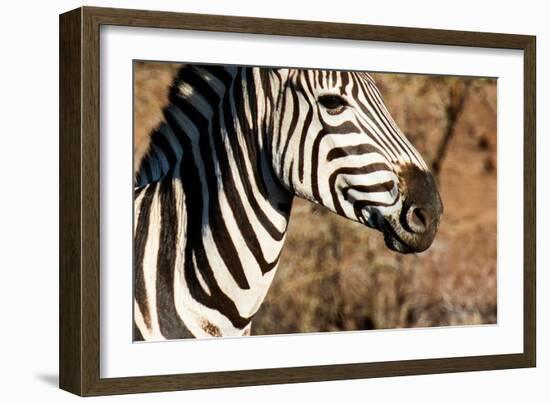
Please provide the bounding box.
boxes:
[133,61,181,172]
[134,63,497,335]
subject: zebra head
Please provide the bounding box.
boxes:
[269,69,443,253]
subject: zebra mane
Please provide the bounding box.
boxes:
[134,64,276,195]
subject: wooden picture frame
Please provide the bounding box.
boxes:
[59,6,536,396]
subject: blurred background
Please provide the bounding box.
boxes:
[134,62,497,335]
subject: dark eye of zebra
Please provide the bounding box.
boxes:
[318,94,348,115]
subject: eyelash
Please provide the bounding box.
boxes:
[318,94,348,115]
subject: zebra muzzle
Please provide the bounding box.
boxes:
[381,165,443,254]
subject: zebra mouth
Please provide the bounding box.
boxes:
[374,214,416,254]
[381,221,416,254]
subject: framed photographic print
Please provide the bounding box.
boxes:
[59,6,536,396]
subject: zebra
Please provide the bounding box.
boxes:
[133,64,443,341]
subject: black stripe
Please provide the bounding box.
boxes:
[353,197,399,209]
[139,158,152,186]
[279,82,300,175]
[274,74,290,152]
[342,181,395,199]
[328,163,393,215]
[354,117,396,162]
[297,101,314,183]
[326,143,379,161]
[352,198,399,223]
[238,69,270,199]
[162,106,190,173]
[156,178,194,339]
[321,120,361,134]
[310,122,361,202]
[133,320,145,342]
[339,71,349,95]
[287,160,295,194]
[297,72,318,184]
[134,183,157,330]
[315,70,322,88]
[152,124,179,174]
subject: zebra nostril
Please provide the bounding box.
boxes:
[406,205,431,234]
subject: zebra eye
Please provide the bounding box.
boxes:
[318,94,347,114]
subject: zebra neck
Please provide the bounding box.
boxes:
[137,65,294,337]
[164,64,293,258]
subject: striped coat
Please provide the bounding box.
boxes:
[134,65,442,340]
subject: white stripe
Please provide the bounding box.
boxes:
[140,183,165,340]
